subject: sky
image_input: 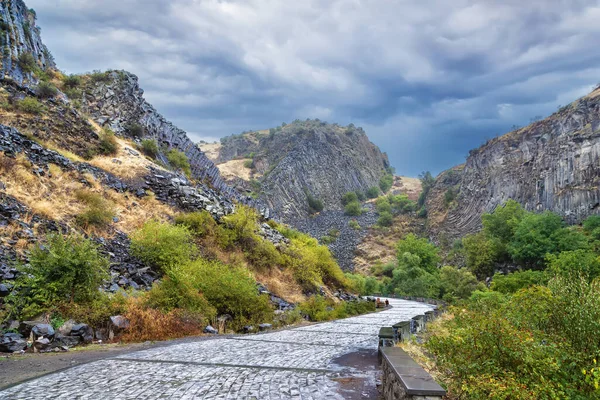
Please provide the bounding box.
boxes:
[28,0,600,176]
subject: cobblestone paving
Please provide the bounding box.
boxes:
[0,298,433,399]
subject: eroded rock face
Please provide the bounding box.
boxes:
[0,0,55,87]
[218,121,390,221]
[76,71,272,215]
[437,90,600,238]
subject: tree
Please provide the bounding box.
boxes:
[307,193,324,214]
[547,250,600,281]
[438,266,484,301]
[396,233,440,273]
[463,232,501,279]
[418,171,435,207]
[482,200,526,244]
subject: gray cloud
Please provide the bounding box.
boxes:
[28,0,600,175]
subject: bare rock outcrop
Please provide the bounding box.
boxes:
[433,89,600,238]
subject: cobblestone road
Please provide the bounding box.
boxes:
[0,298,433,399]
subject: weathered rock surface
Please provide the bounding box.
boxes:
[212,120,390,221]
[0,1,55,87]
[433,89,600,238]
[76,71,272,217]
[0,332,26,353]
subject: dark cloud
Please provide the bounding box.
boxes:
[28,0,600,175]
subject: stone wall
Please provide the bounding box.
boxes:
[381,356,443,400]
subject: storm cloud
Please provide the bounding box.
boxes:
[28,0,600,175]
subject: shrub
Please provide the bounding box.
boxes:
[18,52,37,73]
[130,220,196,272]
[179,259,273,328]
[75,190,115,228]
[166,148,192,177]
[18,97,44,114]
[8,234,109,319]
[356,191,366,201]
[145,277,216,318]
[490,270,548,294]
[89,70,110,83]
[126,123,145,138]
[379,174,394,193]
[546,249,600,281]
[443,188,457,207]
[417,206,427,218]
[344,200,363,216]
[174,211,217,238]
[298,296,335,321]
[366,186,380,198]
[36,81,58,98]
[583,215,600,240]
[243,159,254,169]
[140,139,159,158]
[348,219,361,230]
[389,194,416,213]
[377,211,394,227]
[375,197,392,214]
[341,191,358,206]
[307,192,324,214]
[97,128,118,156]
[63,74,81,89]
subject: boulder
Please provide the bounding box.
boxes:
[203,325,218,335]
[31,324,55,340]
[71,323,94,343]
[55,334,81,348]
[18,321,45,337]
[110,315,130,331]
[58,320,77,336]
[258,323,272,332]
[34,337,52,351]
[0,283,10,297]
[242,325,254,334]
[0,332,27,353]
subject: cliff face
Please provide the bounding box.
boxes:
[435,88,600,238]
[212,121,390,221]
[77,71,271,217]
[0,1,55,85]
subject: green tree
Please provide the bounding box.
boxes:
[482,200,526,244]
[379,174,394,193]
[306,192,324,214]
[463,232,502,278]
[366,186,380,198]
[547,250,600,281]
[438,266,484,301]
[396,233,440,273]
[490,270,548,294]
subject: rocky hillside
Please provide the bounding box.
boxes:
[202,121,391,221]
[1,1,55,86]
[429,87,600,238]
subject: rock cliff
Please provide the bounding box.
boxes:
[432,88,600,238]
[206,121,391,221]
[0,1,55,86]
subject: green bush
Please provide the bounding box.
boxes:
[490,270,548,294]
[174,211,217,238]
[463,232,502,279]
[356,191,366,201]
[89,70,110,83]
[341,191,358,206]
[348,219,361,230]
[375,197,392,214]
[130,220,196,272]
[8,234,109,319]
[444,188,457,207]
[18,52,37,73]
[18,97,44,114]
[344,200,363,216]
[583,215,600,240]
[307,192,324,214]
[166,148,192,177]
[179,259,273,327]
[389,194,416,214]
[145,277,216,319]
[75,190,115,228]
[243,159,254,169]
[98,128,118,156]
[36,81,58,98]
[377,211,394,227]
[379,174,394,193]
[126,123,145,138]
[140,139,159,158]
[366,186,380,199]
[63,74,81,89]
[546,249,600,281]
[417,206,427,218]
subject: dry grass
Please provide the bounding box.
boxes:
[198,142,221,162]
[88,136,165,181]
[0,152,175,236]
[217,158,254,181]
[120,298,205,342]
[254,267,307,304]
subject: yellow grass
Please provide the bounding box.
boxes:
[0,152,175,236]
[198,142,221,162]
[88,137,166,181]
[217,158,254,181]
